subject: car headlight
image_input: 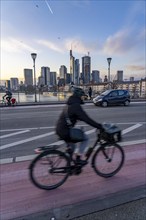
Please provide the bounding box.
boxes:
[98,98,103,101]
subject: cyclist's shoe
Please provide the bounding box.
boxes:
[76,156,88,166]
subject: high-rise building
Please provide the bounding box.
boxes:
[66,73,71,84]
[38,76,44,87]
[92,70,100,83]
[50,72,57,86]
[74,59,80,85]
[117,70,123,82]
[59,65,67,80]
[10,78,19,90]
[82,54,91,84]
[24,69,33,86]
[5,80,11,90]
[70,50,75,83]
[41,67,50,86]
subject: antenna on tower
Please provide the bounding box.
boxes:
[88,51,90,56]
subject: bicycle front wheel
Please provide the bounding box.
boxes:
[29,150,70,190]
[92,143,125,178]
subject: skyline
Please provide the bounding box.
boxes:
[1,0,145,81]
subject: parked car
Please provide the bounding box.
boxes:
[93,89,130,107]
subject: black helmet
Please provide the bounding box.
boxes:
[72,87,86,97]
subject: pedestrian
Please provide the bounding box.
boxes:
[88,87,92,100]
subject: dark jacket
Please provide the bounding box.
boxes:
[4,91,12,98]
[56,95,102,141]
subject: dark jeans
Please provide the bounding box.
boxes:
[6,96,12,105]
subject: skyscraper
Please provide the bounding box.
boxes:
[70,50,75,84]
[82,54,91,84]
[10,78,19,90]
[41,67,50,86]
[92,70,100,83]
[74,59,80,85]
[117,70,123,82]
[24,69,33,86]
[59,65,67,79]
[50,72,57,86]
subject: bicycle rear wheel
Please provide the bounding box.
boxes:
[29,149,70,190]
[92,143,125,178]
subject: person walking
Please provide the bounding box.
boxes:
[88,87,92,100]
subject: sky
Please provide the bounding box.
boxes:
[1,0,146,82]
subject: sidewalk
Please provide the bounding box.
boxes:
[0,143,145,220]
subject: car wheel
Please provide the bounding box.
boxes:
[124,100,130,106]
[101,101,108,107]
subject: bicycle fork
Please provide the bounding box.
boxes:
[102,145,115,162]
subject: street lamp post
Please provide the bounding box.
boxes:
[31,53,37,102]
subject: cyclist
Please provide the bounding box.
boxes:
[56,87,103,165]
[3,89,12,105]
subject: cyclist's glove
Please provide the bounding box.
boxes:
[97,123,103,130]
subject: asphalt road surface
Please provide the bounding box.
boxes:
[0,102,146,220]
[0,102,146,161]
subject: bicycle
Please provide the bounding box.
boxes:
[1,97,17,106]
[0,97,7,106]
[29,123,125,190]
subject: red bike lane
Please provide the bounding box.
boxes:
[0,143,145,220]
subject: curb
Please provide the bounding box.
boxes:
[1,140,146,165]
[0,99,146,107]
[13,185,146,220]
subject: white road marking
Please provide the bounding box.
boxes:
[0,131,55,150]
[0,158,13,164]
[0,124,143,151]
[1,127,55,132]
[122,123,142,135]
[1,122,145,133]
[120,139,146,146]
[50,124,143,146]
[0,139,145,165]
[0,130,30,139]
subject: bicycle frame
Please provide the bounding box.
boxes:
[33,128,121,175]
[29,125,124,190]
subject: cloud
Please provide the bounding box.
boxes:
[102,28,143,56]
[36,39,64,53]
[1,38,36,53]
[64,38,98,55]
[125,65,145,72]
[138,28,146,40]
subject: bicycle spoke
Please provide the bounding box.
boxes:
[93,144,124,177]
[29,150,70,190]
